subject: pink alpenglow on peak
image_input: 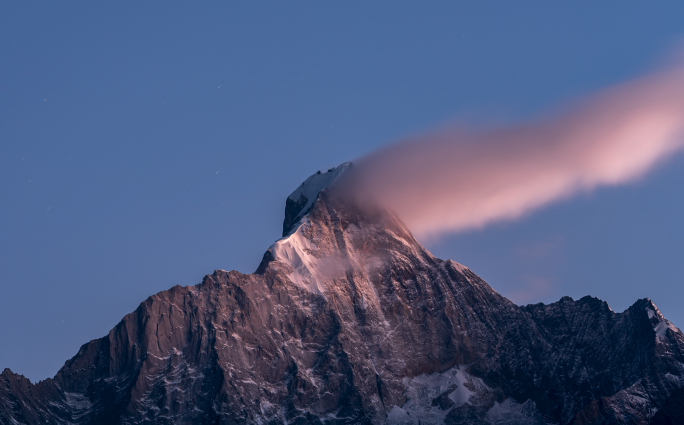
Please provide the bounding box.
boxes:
[341,55,684,238]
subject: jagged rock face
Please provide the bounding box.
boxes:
[1,165,684,425]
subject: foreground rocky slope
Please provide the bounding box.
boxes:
[2,163,683,425]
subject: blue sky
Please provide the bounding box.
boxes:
[2,2,684,382]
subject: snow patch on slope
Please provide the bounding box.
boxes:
[647,307,680,340]
[64,392,92,420]
[384,365,547,424]
[486,399,545,425]
[384,365,482,424]
[446,259,470,274]
[655,320,679,340]
[269,216,354,297]
[387,405,412,422]
[270,218,328,295]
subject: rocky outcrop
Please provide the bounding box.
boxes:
[1,164,683,424]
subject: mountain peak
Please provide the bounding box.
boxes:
[282,162,353,237]
[4,162,684,425]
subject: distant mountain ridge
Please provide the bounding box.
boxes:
[2,163,683,425]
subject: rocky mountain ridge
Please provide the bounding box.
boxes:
[1,163,683,425]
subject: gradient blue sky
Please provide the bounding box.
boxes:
[2,2,684,383]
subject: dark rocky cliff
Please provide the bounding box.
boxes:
[1,164,683,425]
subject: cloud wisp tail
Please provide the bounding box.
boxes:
[343,59,684,238]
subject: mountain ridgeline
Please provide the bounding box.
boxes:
[2,163,684,425]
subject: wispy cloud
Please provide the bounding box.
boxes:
[343,52,684,238]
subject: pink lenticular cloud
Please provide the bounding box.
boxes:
[346,59,684,238]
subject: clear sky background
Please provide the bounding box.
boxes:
[2,2,684,383]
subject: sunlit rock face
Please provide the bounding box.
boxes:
[2,164,684,425]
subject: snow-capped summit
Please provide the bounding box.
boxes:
[287,162,353,206]
[282,162,353,236]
